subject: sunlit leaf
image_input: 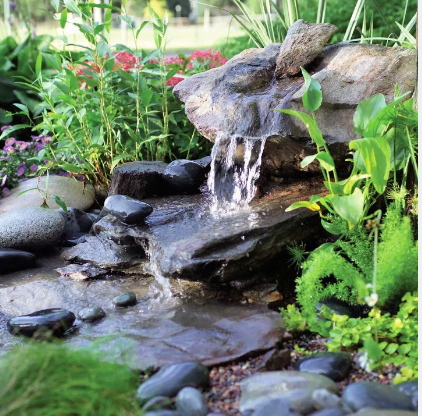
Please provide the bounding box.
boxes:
[301,67,322,112]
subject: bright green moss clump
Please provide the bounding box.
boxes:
[0,343,140,416]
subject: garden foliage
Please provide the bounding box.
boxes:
[1,1,227,189]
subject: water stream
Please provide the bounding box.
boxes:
[207,134,267,215]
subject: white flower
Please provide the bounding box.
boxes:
[365,293,379,307]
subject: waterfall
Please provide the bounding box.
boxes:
[207,134,267,214]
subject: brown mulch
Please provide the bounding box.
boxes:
[205,333,398,416]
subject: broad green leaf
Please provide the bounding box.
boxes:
[321,219,342,235]
[63,0,81,17]
[35,53,42,77]
[136,21,149,39]
[397,344,412,355]
[301,152,335,172]
[60,8,68,29]
[363,93,410,138]
[277,109,325,146]
[105,5,112,32]
[42,52,63,72]
[328,187,364,228]
[286,200,321,212]
[353,93,386,135]
[0,124,30,140]
[350,137,391,194]
[13,103,29,116]
[328,174,370,195]
[51,195,68,214]
[385,343,399,354]
[364,338,383,362]
[301,67,322,112]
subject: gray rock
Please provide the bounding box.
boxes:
[108,161,168,199]
[341,382,413,412]
[101,195,153,225]
[56,263,107,280]
[88,184,321,283]
[143,411,179,416]
[176,387,208,416]
[0,176,95,213]
[194,156,212,170]
[258,348,291,371]
[0,208,65,248]
[142,396,174,412]
[77,306,106,322]
[309,409,345,416]
[240,371,338,415]
[59,207,93,241]
[7,308,75,337]
[0,248,36,274]
[113,292,136,307]
[136,361,209,405]
[395,381,418,411]
[249,398,301,416]
[296,352,351,381]
[275,20,337,78]
[163,160,207,194]
[174,43,416,179]
[347,411,418,416]
[311,388,341,410]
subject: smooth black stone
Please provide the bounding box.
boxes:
[163,160,207,194]
[78,306,106,322]
[309,409,345,416]
[136,361,210,405]
[342,382,413,412]
[395,381,418,411]
[60,208,93,240]
[316,299,354,317]
[297,352,351,381]
[176,387,208,416]
[7,308,76,337]
[194,156,212,171]
[142,396,173,412]
[0,248,36,274]
[101,195,153,225]
[250,398,301,416]
[112,292,137,307]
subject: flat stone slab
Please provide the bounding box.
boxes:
[0,264,284,370]
[65,181,321,283]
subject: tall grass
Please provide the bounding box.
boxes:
[0,343,140,416]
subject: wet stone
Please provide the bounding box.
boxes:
[136,361,210,405]
[311,388,341,410]
[249,398,301,416]
[296,352,351,381]
[113,292,137,307]
[101,195,153,225]
[341,382,413,412]
[176,387,208,416]
[0,248,36,274]
[59,207,93,241]
[309,409,346,416]
[395,381,418,411]
[78,307,106,322]
[240,371,338,415]
[7,308,75,337]
[163,160,207,194]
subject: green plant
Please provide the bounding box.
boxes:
[282,292,418,383]
[0,342,140,416]
[1,1,221,188]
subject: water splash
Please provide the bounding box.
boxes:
[207,133,267,215]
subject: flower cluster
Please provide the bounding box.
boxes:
[68,49,227,89]
[0,129,74,197]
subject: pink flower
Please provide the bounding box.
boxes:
[187,49,227,70]
[114,52,137,71]
[166,76,184,87]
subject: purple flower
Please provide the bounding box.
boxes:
[16,164,26,177]
[1,125,11,132]
[58,171,71,177]
[3,146,16,154]
[21,178,29,182]
[5,137,15,146]
[16,141,30,151]
[2,188,10,197]
[35,143,44,152]
[1,175,7,186]
[30,164,38,172]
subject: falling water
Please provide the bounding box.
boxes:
[207,133,267,214]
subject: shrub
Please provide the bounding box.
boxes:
[0,343,140,416]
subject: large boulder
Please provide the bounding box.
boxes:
[0,176,95,213]
[174,31,416,179]
[0,208,65,248]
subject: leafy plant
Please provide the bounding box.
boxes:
[1,1,225,189]
[282,292,418,383]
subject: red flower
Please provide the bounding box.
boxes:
[166,75,184,87]
[187,49,227,70]
[114,52,137,71]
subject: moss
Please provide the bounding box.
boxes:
[0,343,140,416]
